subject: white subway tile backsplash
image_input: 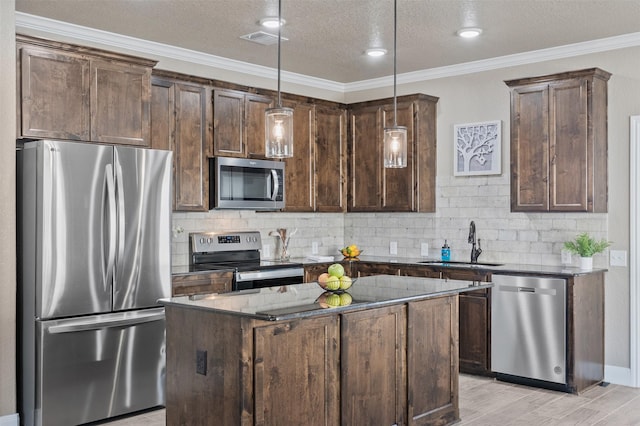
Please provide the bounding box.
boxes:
[172,178,607,268]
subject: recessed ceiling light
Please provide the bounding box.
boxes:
[457,28,482,38]
[366,48,387,57]
[260,17,285,28]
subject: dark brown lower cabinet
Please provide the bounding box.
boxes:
[407,296,459,425]
[165,293,460,426]
[341,305,407,426]
[253,317,340,426]
[458,291,490,375]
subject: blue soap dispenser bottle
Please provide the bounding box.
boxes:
[441,240,451,262]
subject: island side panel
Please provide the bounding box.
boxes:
[567,271,605,393]
[253,316,340,426]
[340,304,408,426]
[165,305,252,425]
[407,295,460,425]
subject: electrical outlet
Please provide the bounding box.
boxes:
[610,250,627,267]
[561,250,572,265]
[312,241,319,255]
[262,245,271,258]
[390,241,398,255]
[421,243,429,257]
[196,349,207,376]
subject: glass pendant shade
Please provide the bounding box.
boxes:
[383,125,407,168]
[265,106,294,158]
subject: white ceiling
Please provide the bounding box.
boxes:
[14,0,640,84]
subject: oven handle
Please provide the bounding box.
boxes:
[236,267,304,282]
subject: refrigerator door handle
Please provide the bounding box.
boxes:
[114,159,126,276]
[105,164,117,289]
[47,309,165,334]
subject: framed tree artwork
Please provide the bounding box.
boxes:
[454,120,501,176]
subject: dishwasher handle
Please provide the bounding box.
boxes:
[497,284,557,296]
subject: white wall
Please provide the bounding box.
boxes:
[0,0,17,422]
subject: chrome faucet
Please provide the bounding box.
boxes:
[468,220,482,263]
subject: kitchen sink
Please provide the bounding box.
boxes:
[418,260,504,267]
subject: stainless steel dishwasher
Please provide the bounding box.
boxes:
[491,274,567,387]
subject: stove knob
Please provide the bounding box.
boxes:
[207,238,213,244]
[253,237,258,242]
[199,237,205,244]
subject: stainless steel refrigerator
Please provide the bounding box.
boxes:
[17,140,172,426]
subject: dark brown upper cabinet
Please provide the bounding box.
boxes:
[506,68,610,212]
[348,94,438,212]
[151,73,212,212]
[212,88,273,159]
[17,35,155,146]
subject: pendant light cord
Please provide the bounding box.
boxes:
[277,0,282,108]
[393,0,398,127]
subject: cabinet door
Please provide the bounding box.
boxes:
[304,263,330,282]
[90,60,151,146]
[354,263,401,277]
[19,46,90,141]
[407,296,459,425]
[171,270,233,297]
[283,101,315,212]
[150,78,174,152]
[382,102,415,211]
[341,305,407,426]
[349,106,382,211]
[401,265,441,279]
[174,83,211,211]
[245,93,274,158]
[510,84,550,212]
[316,106,347,212]
[254,317,340,426]
[458,294,490,375]
[213,89,245,157]
[549,78,589,211]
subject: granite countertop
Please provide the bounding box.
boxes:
[296,255,607,278]
[171,255,607,278]
[160,274,492,321]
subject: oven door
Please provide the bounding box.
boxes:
[235,267,304,291]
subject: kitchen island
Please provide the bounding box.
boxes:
[161,275,492,426]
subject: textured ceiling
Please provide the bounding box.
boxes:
[15,0,640,83]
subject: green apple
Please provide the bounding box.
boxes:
[339,275,353,290]
[327,263,345,278]
[325,275,340,291]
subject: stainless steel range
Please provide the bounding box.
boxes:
[189,231,304,291]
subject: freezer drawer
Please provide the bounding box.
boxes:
[31,309,165,426]
[491,275,567,384]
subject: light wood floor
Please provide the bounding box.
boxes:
[98,374,640,425]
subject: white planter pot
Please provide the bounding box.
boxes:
[580,256,593,270]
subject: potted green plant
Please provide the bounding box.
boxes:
[563,232,611,269]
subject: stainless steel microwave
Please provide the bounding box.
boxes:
[210,157,285,210]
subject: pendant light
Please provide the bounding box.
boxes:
[383,0,407,168]
[265,0,294,158]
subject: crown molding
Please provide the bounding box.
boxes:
[16,12,640,95]
[15,12,346,93]
[346,31,640,92]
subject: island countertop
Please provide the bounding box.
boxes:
[160,274,493,321]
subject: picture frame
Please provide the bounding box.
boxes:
[454,120,502,176]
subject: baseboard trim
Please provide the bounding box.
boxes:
[0,413,19,426]
[605,364,634,387]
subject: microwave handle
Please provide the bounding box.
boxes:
[270,169,279,201]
